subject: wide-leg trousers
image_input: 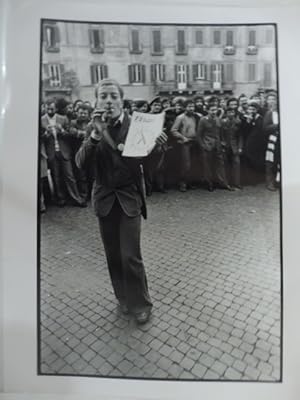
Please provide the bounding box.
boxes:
[98,200,153,314]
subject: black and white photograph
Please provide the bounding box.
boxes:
[38,20,282,381]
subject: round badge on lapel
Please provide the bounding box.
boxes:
[117,143,124,152]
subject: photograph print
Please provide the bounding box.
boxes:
[39,20,282,381]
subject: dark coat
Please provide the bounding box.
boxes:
[75,113,147,219]
[221,117,242,155]
[196,116,222,152]
[243,114,266,169]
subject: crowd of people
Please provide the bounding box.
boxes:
[39,88,280,213]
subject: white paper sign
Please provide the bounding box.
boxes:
[122,111,165,157]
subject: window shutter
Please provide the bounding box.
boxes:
[90,65,95,84]
[43,63,49,78]
[226,31,233,46]
[103,64,108,79]
[192,64,198,80]
[210,64,215,81]
[99,29,104,51]
[226,64,234,82]
[88,29,93,47]
[150,64,155,82]
[221,64,225,83]
[161,65,165,81]
[174,65,178,81]
[142,65,146,83]
[249,30,256,46]
[60,64,65,82]
[203,64,207,80]
[54,25,60,46]
[128,65,133,83]
[186,65,190,84]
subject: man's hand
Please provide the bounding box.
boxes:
[155,132,168,146]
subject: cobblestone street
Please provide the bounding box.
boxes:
[40,185,281,381]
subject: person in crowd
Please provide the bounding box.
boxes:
[136,100,149,113]
[221,107,243,190]
[123,99,132,115]
[130,100,139,114]
[40,102,46,116]
[73,99,84,114]
[40,140,48,213]
[243,100,266,172]
[69,104,91,201]
[171,99,200,192]
[143,97,167,195]
[263,92,280,191]
[161,98,171,110]
[194,95,207,116]
[65,102,77,123]
[227,97,239,113]
[197,101,232,192]
[40,99,86,207]
[75,78,167,324]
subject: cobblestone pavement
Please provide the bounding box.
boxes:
[40,185,281,381]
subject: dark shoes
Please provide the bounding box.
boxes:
[179,183,187,192]
[266,183,277,191]
[135,310,151,325]
[208,183,215,192]
[119,303,129,315]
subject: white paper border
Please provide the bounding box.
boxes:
[2,0,300,399]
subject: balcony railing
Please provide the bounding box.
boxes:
[223,45,236,55]
[246,45,258,55]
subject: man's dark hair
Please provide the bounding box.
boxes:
[193,95,204,103]
[184,99,195,108]
[227,97,238,107]
[207,101,218,110]
[77,104,91,113]
[45,98,57,107]
[95,78,124,99]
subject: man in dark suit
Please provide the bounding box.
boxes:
[197,101,231,192]
[40,100,86,207]
[76,79,167,324]
[221,108,243,189]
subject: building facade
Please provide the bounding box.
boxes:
[41,21,277,103]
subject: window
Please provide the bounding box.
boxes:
[48,64,62,87]
[264,63,272,86]
[130,29,142,53]
[177,30,187,54]
[266,28,274,44]
[150,64,166,82]
[249,30,256,46]
[128,64,146,83]
[226,30,234,46]
[225,64,234,82]
[175,64,189,89]
[152,30,162,54]
[211,64,224,83]
[44,24,60,51]
[192,64,207,80]
[195,30,203,45]
[90,64,108,84]
[213,30,221,45]
[248,63,256,81]
[89,28,104,53]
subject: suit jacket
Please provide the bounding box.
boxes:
[244,114,266,169]
[221,117,242,155]
[41,114,73,161]
[196,116,222,152]
[75,113,147,219]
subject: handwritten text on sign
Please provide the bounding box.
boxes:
[122,111,165,157]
